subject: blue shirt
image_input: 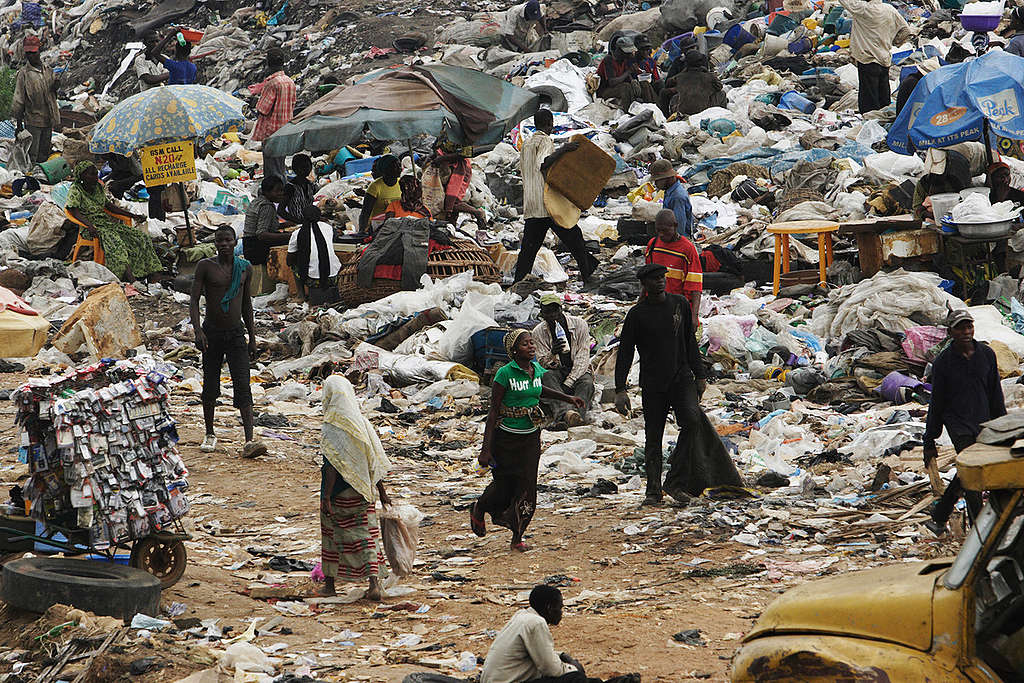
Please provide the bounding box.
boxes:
[663,180,694,239]
[163,58,197,85]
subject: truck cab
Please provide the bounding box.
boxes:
[732,443,1024,682]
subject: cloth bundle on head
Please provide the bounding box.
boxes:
[539,292,561,306]
[22,34,39,52]
[505,328,528,355]
[321,375,391,503]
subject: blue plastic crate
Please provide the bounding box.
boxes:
[471,327,510,372]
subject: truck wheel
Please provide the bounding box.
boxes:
[130,537,187,588]
[1,557,160,620]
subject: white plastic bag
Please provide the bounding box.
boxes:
[437,292,498,363]
[379,504,424,577]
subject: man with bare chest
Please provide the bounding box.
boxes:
[190,226,266,458]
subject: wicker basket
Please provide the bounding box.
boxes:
[337,238,502,306]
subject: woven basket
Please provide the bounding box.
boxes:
[775,188,824,214]
[337,238,502,307]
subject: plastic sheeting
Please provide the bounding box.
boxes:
[810,269,960,341]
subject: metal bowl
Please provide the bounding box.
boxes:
[955,219,1015,239]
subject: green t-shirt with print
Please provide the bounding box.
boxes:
[493,359,546,433]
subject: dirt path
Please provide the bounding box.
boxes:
[0,375,953,682]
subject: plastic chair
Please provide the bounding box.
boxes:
[66,209,132,266]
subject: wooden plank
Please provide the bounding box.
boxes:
[855,231,884,277]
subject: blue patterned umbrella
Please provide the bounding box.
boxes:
[89,85,246,155]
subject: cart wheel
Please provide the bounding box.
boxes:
[130,537,187,588]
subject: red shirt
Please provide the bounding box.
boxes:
[645,235,703,295]
[597,55,632,82]
[252,71,297,142]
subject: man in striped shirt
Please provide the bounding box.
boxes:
[645,209,702,327]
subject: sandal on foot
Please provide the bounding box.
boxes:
[511,541,529,552]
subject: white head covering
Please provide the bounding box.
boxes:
[321,375,391,503]
[923,148,948,175]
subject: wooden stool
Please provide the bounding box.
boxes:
[767,219,838,294]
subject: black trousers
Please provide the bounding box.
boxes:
[857,61,891,114]
[201,325,252,409]
[148,184,166,221]
[527,673,589,683]
[641,378,701,499]
[932,433,983,525]
[513,217,596,282]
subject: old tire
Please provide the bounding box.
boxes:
[1,557,160,620]
[130,537,187,588]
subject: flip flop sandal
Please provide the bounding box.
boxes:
[511,542,529,552]
[470,502,486,537]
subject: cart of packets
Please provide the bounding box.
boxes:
[4,358,190,587]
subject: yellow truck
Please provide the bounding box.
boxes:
[732,443,1024,682]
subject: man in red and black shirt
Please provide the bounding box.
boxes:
[645,209,702,327]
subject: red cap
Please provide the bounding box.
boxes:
[23,35,39,52]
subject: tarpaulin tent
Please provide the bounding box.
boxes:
[263,64,540,157]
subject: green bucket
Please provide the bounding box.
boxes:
[39,156,71,184]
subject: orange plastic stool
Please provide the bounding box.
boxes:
[767,219,838,294]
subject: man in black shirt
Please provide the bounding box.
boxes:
[923,308,1005,535]
[614,264,706,506]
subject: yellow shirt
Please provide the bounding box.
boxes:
[367,178,401,217]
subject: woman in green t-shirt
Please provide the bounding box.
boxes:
[471,329,584,552]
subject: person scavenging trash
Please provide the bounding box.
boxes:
[319,374,392,601]
[923,308,1006,536]
[645,209,702,328]
[190,225,268,460]
[532,293,595,428]
[472,330,585,551]
[614,264,706,507]
[13,34,60,164]
[513,108,597,283]
[480,584,641,683]
[648,159,694,241]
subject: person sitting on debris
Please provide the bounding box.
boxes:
[287,205,341,305]
[912,148,972,221]
[1007,7,1024,57]
[103,153,143,200]
[634,35,661,95]
[242,174,290,295]
[645,209,702,327]
[424,143,488,226]
[662,50,727,117]
[649,159,694,240]
[923,309,1005,535]
[359,154,402,233]
[253,47,296,181]
[12,34,59,164]
[320,374,392,601]
[615,264,706,507]
[472,330,585,551]
[480,585,588,683]
[513,109,597,283]
[278,154,317,226]
[150,29,197,85]
[838,0,909,113]
[385,175,432,219]
[596,36,655,111]
[66,161,161,282]
[500,0,548,53]
[987,161,1024,204]
[190,225,267,459]
[136,33,169,91]
[532,293,594,429]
